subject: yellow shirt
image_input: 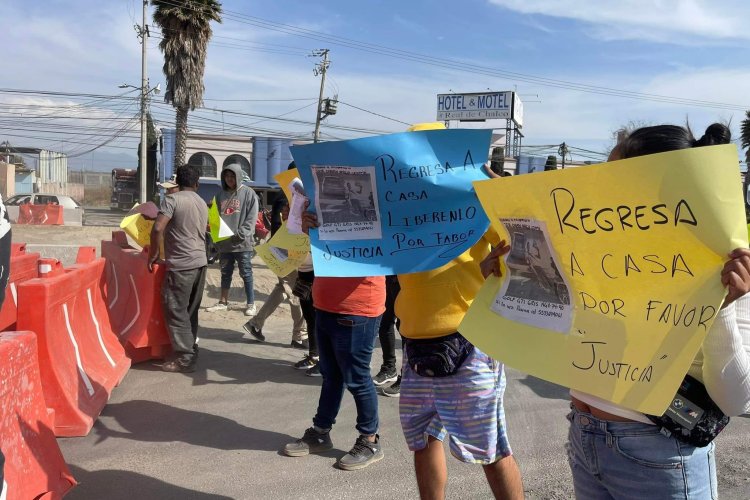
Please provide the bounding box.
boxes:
[396,229,500,339]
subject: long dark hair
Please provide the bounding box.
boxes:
[618,123,731,159]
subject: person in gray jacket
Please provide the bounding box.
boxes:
[206,163,260,316]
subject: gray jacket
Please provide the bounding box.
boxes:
[214,163,259,253]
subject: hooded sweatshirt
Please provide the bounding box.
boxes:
[215,163,259,253]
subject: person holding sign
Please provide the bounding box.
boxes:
[565,123,750,499]
[396,225,523,500]
[282,202,386,471]
[148,164,208,373]
[205,163,260,317]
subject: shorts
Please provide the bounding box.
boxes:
[399,346,512,464]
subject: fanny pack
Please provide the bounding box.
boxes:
[292,275,313,301]
[646,375,729,448]
[405,332,474,377]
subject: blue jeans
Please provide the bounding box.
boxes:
[313,310,381,435]
[567,406,717,499]
[219,251,254,304]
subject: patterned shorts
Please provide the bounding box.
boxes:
[399,346,512,464]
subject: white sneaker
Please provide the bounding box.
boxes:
[206,302,229,312]
[244,303,257,316]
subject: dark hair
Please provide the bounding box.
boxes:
[288,161,296,170]
[175,164,201,188]
[619,123,731,159]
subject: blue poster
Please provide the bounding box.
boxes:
[291,129,492,276]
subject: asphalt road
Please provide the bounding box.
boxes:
[83,206,126,227]
[8,225,748,499]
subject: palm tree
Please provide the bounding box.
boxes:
[742,111,750,166]
[152,0,222,166]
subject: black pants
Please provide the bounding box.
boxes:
[162,266,207,360]
[298,270,317,358]
[378,275,400,373]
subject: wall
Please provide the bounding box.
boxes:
[38,182,84,202]
[0,162,15,198]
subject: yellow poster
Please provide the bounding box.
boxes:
[268,222,311,252]
[256,243,308,277]
[209,197,233,243]
[120,213,154,248]
[274,168,300,201]
[459,145,747,414]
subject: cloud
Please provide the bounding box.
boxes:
[488,0,749,43]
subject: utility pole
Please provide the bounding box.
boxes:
[138,0,149,203]
[312,49,330,143]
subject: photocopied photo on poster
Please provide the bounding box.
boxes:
[269,246,289,262]
[311,165,382,241]
[286,177,307,235]
[491,218,573,333]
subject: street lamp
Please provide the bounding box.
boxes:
[119,82,160,204]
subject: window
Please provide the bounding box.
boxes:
[188,152,217,178]
[35,195,59,205]
[223,154,252,182]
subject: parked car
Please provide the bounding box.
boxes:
[5,193,84,213]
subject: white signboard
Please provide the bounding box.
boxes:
[436,91,523,127]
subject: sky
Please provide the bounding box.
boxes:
[3,0,750,171]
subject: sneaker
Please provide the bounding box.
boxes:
[379,375,401,398]
[305,364,321,377]
[206,301,228,312]
[161,358,196,373]
[283,427,333,457]
[244,303,257,316]
[337,434,384,471]
[293,355,317,370]
[372,368,398,386]
[290,339,309,350]
[242,322,265,342]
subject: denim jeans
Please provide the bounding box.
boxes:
[219,251,254,304]
[313,310,382,435]
[567,405,717,499]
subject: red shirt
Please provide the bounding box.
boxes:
[312,276,386,317]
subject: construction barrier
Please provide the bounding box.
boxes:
[102,231,172,363]
[17,250,131,437]
[0,331,77,499]
[16,204,64,225]
[0,244,40,331]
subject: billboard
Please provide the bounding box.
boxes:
[436,91,523,127]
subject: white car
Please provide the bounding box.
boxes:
[5,193,83,211]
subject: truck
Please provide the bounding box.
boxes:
[111,168,138,210]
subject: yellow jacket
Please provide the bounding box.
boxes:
[396,229,500,339]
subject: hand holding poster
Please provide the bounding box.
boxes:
[208,197,234,243]
[291,129,493,276]
[459,145,747,414]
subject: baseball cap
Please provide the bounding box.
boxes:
[159,176,178,189]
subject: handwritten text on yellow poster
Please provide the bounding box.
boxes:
[459,145,746,414]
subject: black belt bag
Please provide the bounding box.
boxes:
[646,375,729,448]
[292,275,313,301]
[405,332,474,378]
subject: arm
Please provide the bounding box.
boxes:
[234,190,259,243]
[701,248,750,415]
[148,213,170,272]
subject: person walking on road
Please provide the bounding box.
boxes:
[205,163,260,316]
[148,164,208,373]
[243,189,307,347]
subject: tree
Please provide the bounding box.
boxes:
[151,0,222,167]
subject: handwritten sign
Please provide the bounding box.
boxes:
[256,243,308,277]
[459,145,747,414]
[291,129,493,276]
[268,222,311,252]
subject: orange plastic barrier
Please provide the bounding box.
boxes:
[0,331,77,499]
[16,204,64,225]
[16,256,131,437]
[101,231,172,363]
[0,244,40,331]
